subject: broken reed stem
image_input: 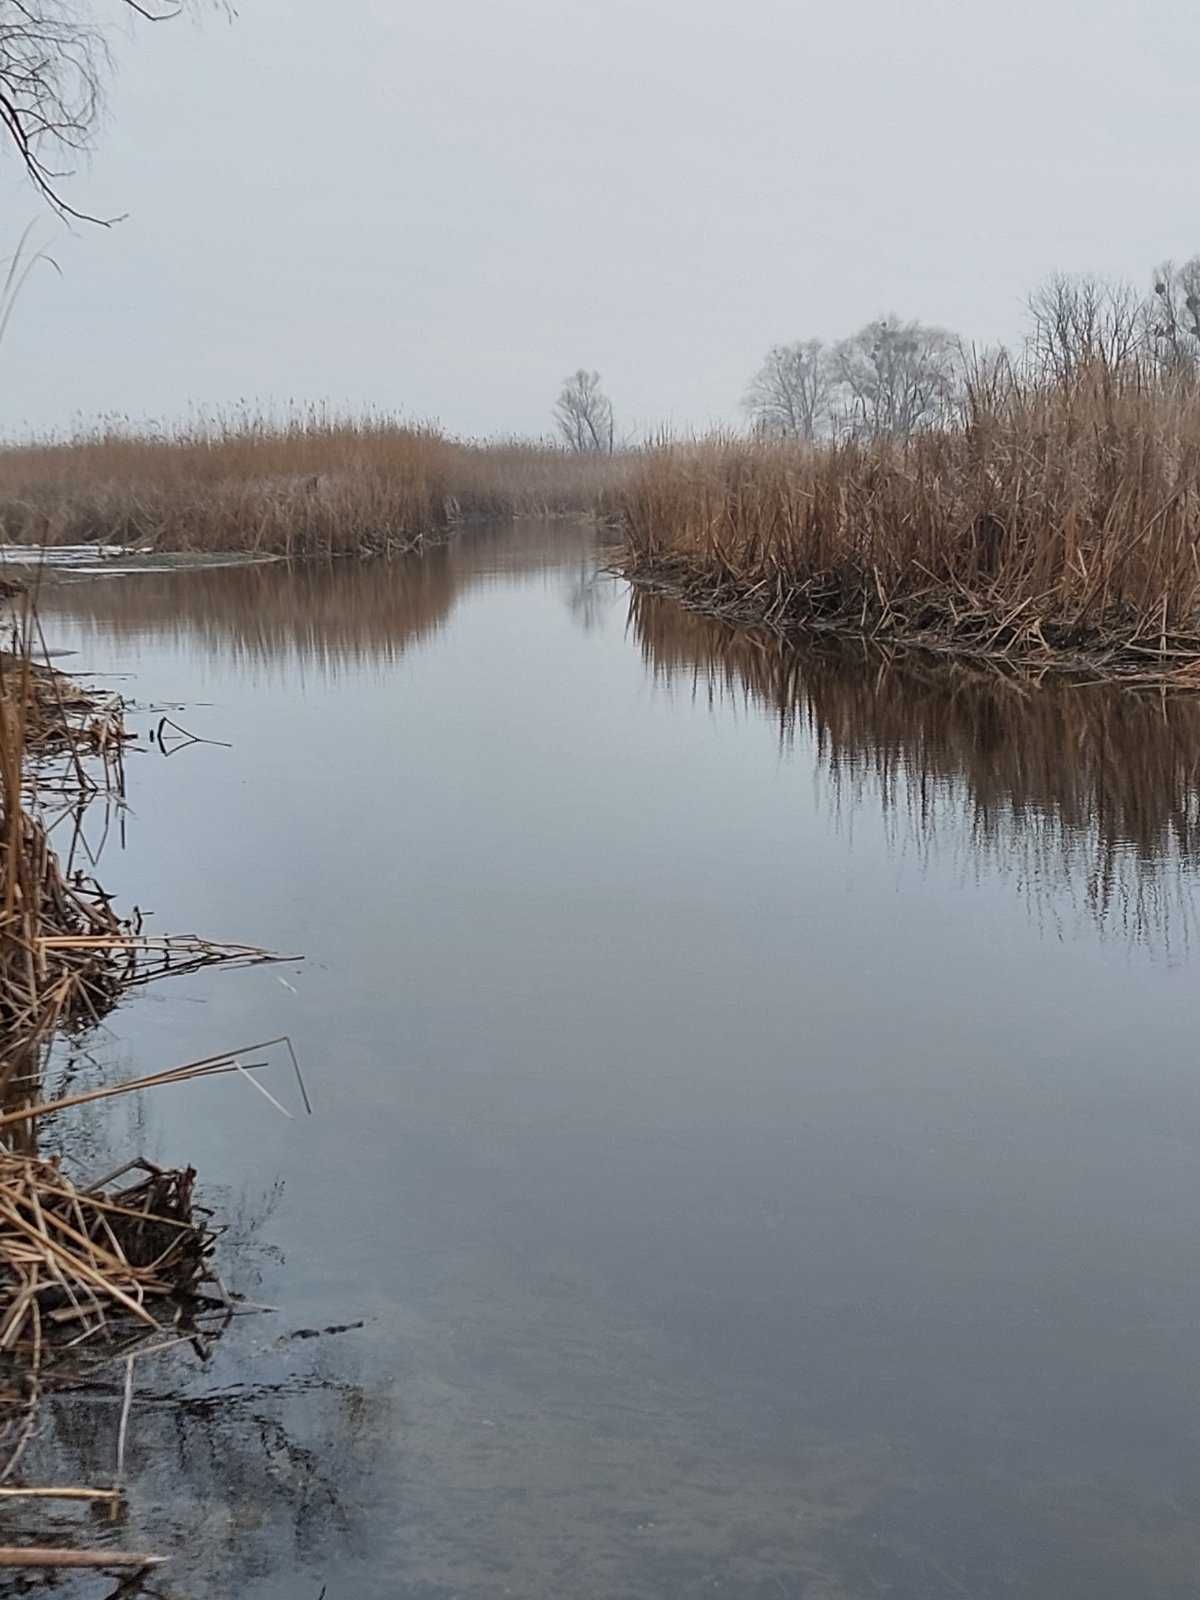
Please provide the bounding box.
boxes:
[113,1354,134,1495]
[0,1037,292,1132]
[0,1485,119,1501]
[0,1547,165,1568]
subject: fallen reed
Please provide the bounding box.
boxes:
[0,410,628,556]
[618,361,1200,685]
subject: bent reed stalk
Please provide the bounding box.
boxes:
[617,361,1200,686]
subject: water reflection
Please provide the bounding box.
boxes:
[18,523,1200,1597]
[630,590,1200,951]
[16,1331,379,1598]
[37,521,604,677]
[3,1104,377,1600]
[40,529,1200,952]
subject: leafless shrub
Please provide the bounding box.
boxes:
[0,0,214,221]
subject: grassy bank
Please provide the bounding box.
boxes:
[617,363,1200,686]
[0,413,628,556]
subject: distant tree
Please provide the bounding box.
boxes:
[0,0,213,221]
[1026,274,1142,384]
[1145,259,1200,378]
[743,340,831,440]
[830,317,962,439]
[553,369,614,454]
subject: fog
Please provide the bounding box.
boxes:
[0,0,1190,438]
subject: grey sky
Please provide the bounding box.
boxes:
[0,0,1190,439]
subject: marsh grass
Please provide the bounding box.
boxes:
[619,361,1200,685]
[0,411,629,556]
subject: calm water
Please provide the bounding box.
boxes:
[15,520,1200,1598]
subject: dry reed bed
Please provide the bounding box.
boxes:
[0,597,303,1571]
[0,640,133,1083]
[0,418,628,556]
[619,367,1200,686]
[0,638,283,1090]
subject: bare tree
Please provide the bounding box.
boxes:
[0,0,209,222]
[1144,259,1200,379]
[1026,273,1143,384]
[830,317,961,439]
[553,369,614,454]
[743,340,831,440]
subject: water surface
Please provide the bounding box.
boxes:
[16,520,1200,1599]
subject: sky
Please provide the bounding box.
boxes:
[0,0,1192,440]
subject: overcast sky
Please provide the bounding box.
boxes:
[0,0,1191,439]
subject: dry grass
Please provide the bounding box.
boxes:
[0,411,628,556]
[618,362,1200,684]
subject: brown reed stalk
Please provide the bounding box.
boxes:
[0,412,629,555]
[618,363,1200,685]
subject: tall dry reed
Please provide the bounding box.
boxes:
[0,411,627,556]
[619,362,1200,682]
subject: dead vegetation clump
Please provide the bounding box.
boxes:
[0,1155,215,1368]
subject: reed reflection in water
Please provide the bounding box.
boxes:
[35,520,603,679]
[19,521,1200,1597]
[630,590,1200,953]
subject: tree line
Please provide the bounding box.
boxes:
[555,259,1200,451]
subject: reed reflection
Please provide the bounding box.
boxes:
[34,521,602,678]
[630,590,1200,951]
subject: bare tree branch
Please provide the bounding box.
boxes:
[0,0,217,223]
[743,340,831,440]
[1026,274,1144,385]
[830,316,962,440]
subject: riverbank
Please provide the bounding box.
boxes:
[0,607,300,1575]
[616,365,1200,688]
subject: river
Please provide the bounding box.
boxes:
[17,518,1200,1598]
